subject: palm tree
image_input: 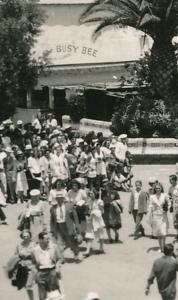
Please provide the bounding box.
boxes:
[80,0,178,102]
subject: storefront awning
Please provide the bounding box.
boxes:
[37,61,134,88]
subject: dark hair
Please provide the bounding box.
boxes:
[52,178,65,189]
[20,229,32,239]
[71,180,81,189]
[163,243,174,255]
[169,175,177,182]
[38,231,48,240]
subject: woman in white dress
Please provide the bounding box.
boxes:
[16,150,29,203]
[26,189,46,242]
[149,182,169,252]
[84,189,105,257]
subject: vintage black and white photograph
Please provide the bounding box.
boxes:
[0,1,178,300]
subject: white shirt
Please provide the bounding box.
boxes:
[28,157,41,174]
[40,156,50,176]
[134,191,141,210]
[32,118,41,132]
[32,243,58,269]
[47,119,58,128]
[0,151,6,170]
[115,142,128,161]
[56,204,66,223]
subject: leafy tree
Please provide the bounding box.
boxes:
[0,0,45,120]
[80,0,178,103]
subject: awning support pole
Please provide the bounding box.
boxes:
[49,87,54,109]
[26,89,32,108]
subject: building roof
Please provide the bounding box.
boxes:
[39,0,94,4]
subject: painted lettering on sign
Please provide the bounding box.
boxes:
[56,43,98,57]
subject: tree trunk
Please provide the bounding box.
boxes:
[150,40,178,103]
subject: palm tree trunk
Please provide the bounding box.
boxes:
[150,40,178,102]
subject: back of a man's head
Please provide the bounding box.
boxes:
[163,243,174,256]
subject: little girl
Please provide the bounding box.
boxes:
[84,189,105,257]
[76,158,88,186]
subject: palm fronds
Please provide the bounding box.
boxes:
[80,0,178,40]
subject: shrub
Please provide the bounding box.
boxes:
[67,92,86,123]
[111,53,176,138]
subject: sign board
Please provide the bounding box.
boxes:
[34,24,151,65]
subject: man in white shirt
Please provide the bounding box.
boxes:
[114,134,128,163]
[47,113,58,129]
[50,193,81,263]
[32,232,62,300]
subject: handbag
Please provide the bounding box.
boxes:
[17,212,30,231]
[12,263,29,290]
[5,255,20,279]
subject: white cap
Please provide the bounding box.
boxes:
[30,189,40,197]
[52,129,60,136]
[118,134,127,139]
[76,138,84,146]
[148,177,157,184]
[46,290,61,300]
[40,140,48,147]
[17,150,23,155]
[0,125,4,130]
[84,292,100,300]
[53,142,60,148]
[17,120,23,125]
[5,147,13,153]
[25,144,32,150]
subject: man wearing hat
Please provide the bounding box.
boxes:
[13,120,26,149]
[115,134,128,163]
[50,192,81,263]
[4,147,17,203]
[47,113,58,129]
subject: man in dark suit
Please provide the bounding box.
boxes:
[128,180,148,239]
[145,243,178,300]
[50,192,81,263]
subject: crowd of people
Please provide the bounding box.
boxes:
[2,112,178,300]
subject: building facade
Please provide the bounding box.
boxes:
[27,0,151,121]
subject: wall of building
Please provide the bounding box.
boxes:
[34,2,151,66]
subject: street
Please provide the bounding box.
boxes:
[0,164,177,300]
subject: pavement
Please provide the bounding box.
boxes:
[0,164,177,300]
